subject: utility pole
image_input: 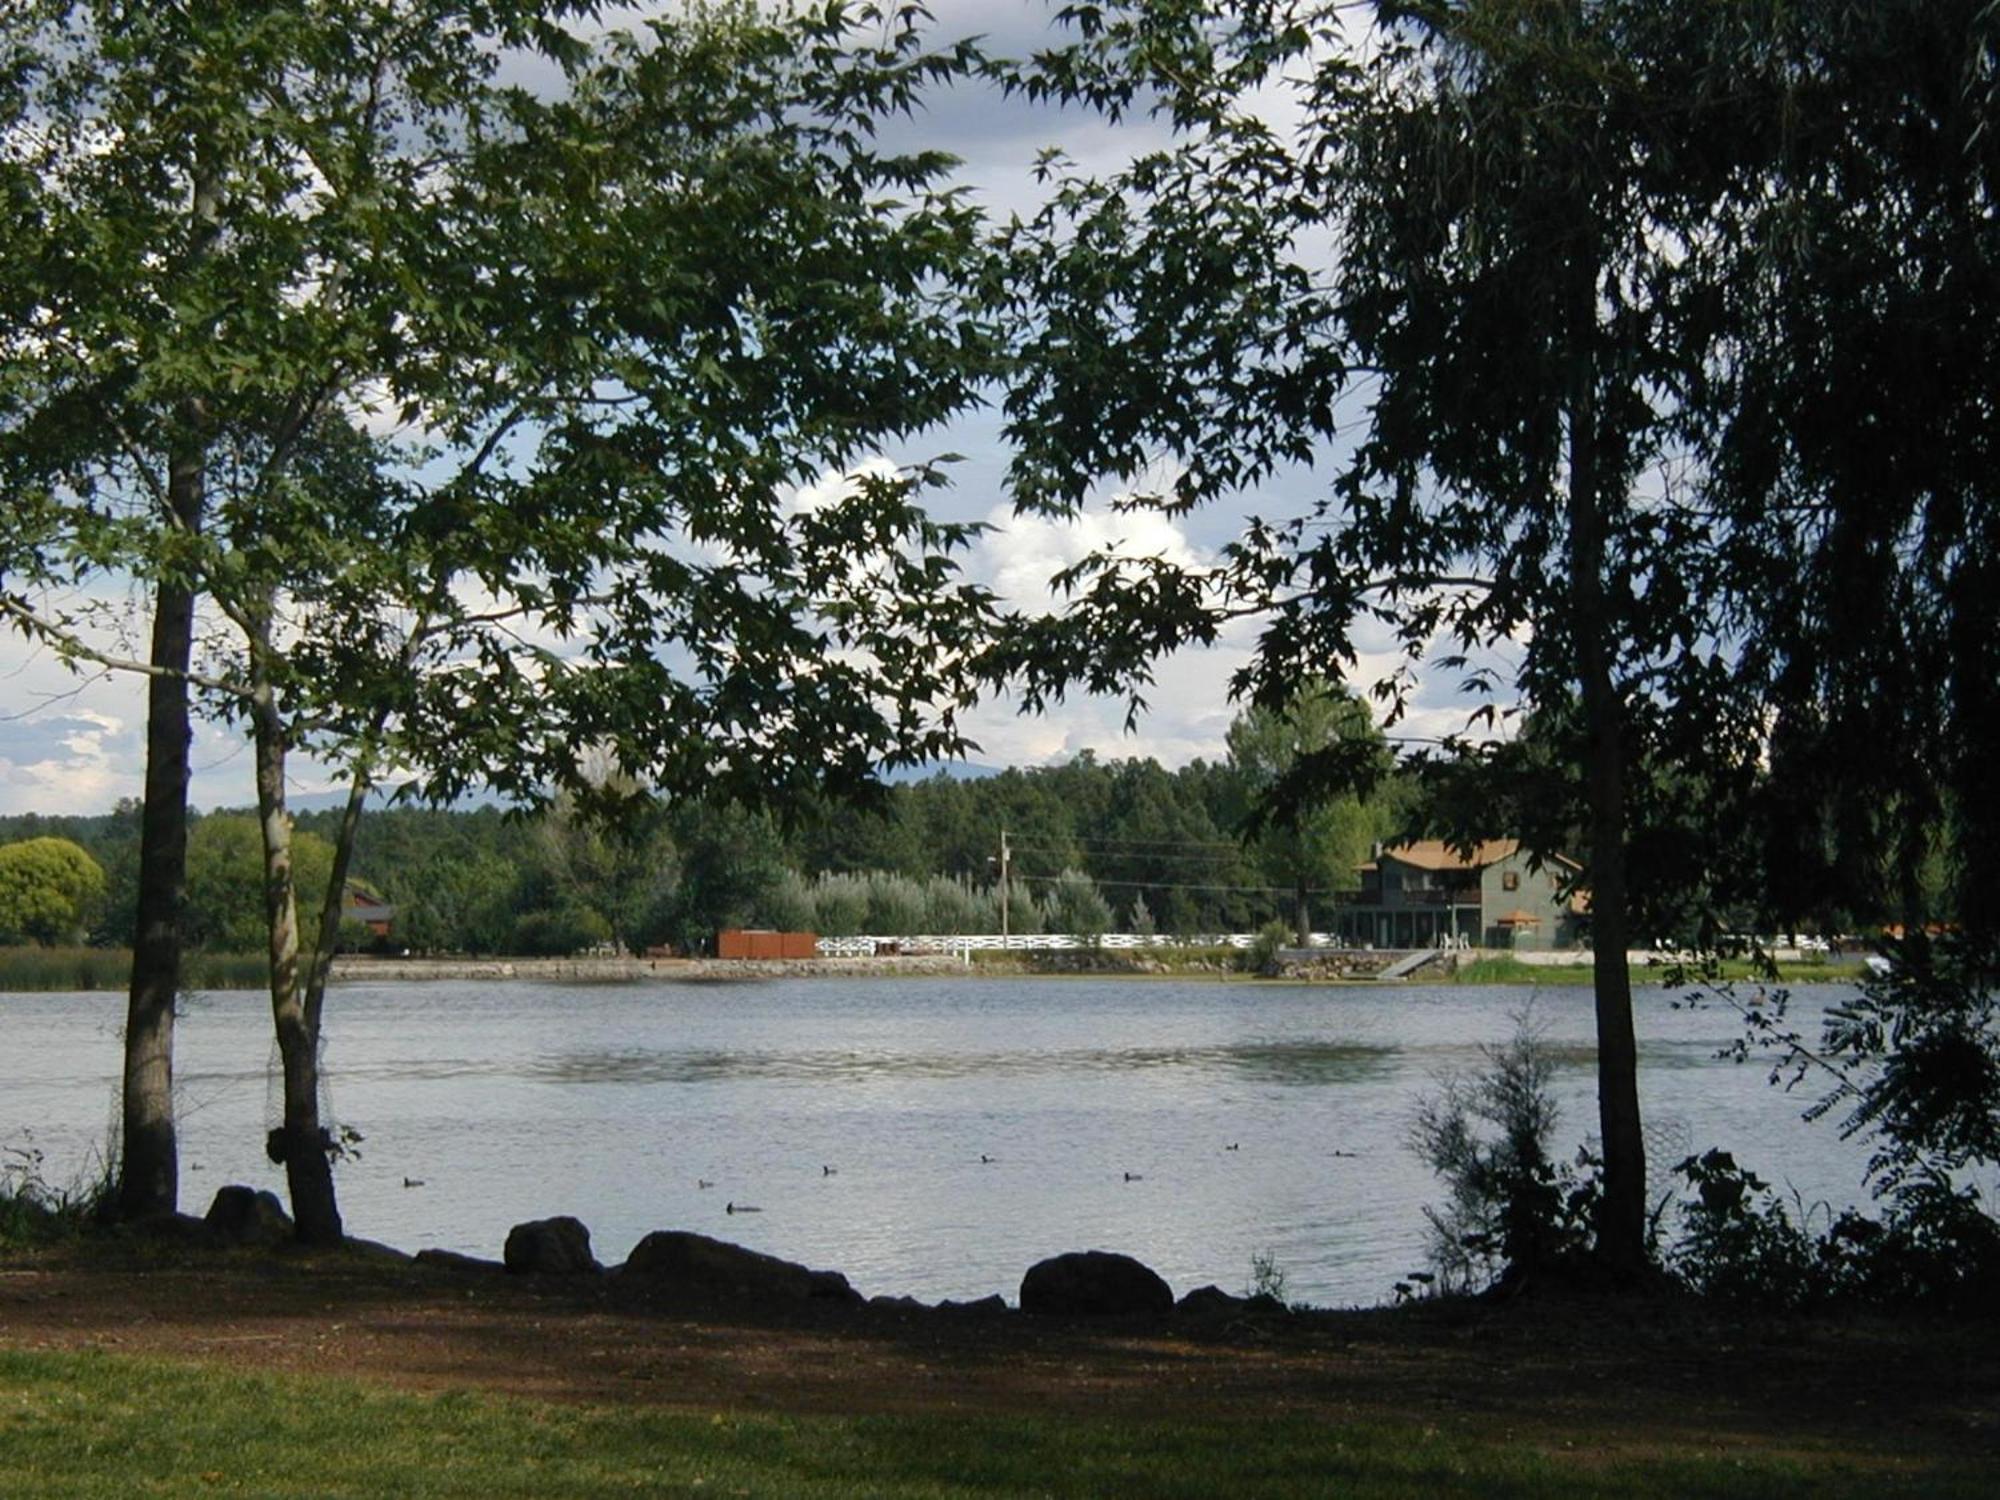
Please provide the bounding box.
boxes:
[998,828,1011,947]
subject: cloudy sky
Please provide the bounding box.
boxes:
[0,1,1485,819]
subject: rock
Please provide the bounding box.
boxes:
[205,1186,293,1247]
[1019,1250,1173,1317]
[503,1215,601,1275]
[1175,1283,1247,1317]
[416,1247,505,1274]
[1175,1284,1287,1318]
[935,1293,1009,1317]
[618,1231,861,1304]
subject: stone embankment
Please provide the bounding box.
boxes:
[327,953,973,984]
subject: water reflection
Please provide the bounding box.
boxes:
[529,1039,1401,1087]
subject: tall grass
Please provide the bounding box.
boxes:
[0,945,268,992]
[0,1135,114,1247]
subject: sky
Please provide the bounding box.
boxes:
[0,1,1490,819]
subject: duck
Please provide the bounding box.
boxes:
[402,1176,425,1188]
[1123,1171,1144,1182]
[726,1201,762,1214]
[822,1165,838,1177]
[696,1178,714,1190]
[979,1154,996,1165]
[1224,1143,1240,1152]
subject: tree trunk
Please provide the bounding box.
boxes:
[1294,877,1311,950]
[117,144,222,1222]
[1565,255,1649,1279]
[251,651,342,1245]
[116,571,195,1220]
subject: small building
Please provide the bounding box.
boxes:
[716,928,818,960]
[1327,840,1586,951]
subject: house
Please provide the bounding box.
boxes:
[343,882,395,940]
[1327,840,1586,951]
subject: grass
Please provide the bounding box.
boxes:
[1450,954,1873,986]
[0,1347,1980,1500]
[0,945,269,992]
[967,945,1248,977]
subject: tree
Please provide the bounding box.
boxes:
[1224,681,1389,945]
[0,837,107,945]
[3,1,997,1239]
[1701,0,2000,937]
[1043,866,1113,944]
[183,815,335,957]
[994,1,1796,1275]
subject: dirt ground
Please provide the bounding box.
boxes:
[2,1232,1996,1467]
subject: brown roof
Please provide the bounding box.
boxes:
[1377,840,1582,874]
[1378,839,1521,872]
[1496,908,1542,925]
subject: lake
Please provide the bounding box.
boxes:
[0,976,1872,1308]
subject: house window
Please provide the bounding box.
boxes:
[1502,871,1520,891]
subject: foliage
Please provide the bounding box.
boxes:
[0,838,106,946]
[1674,932,2000,1307]
[1041,867,1113,944]
[1225,682,1391,944]
[1410,1014,1596,1293]
[990,0,2000,1278]
[1667,1150,1829,1310]
[509,905,613,959]
[0,1135,112,1246]
[1246,1247,1288,1304]
[182,815,335,956]
[1667,1148,2000,1312]
[1241,920,1293,976]
[2,0,1001,1231]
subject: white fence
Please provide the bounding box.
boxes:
[814,931,1333,957]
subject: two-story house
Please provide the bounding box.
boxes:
[1327,839,1585,950]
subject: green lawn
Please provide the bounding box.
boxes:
[1449,955,1870,986]
[0,1348,1980,1499]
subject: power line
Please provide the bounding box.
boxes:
[1006,836,1250,855]
[1012,871,1304,897]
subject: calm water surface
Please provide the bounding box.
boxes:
[0,977,1871,1307]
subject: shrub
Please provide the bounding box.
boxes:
[1241,921,1292,975]
[1410,1012,1596,1293]
[1042,868,1112,945]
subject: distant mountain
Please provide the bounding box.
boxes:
[881,760,1004,785]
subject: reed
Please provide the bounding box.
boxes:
[0,946,269,992]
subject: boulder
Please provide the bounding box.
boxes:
[1175,1283,1247,1317]
[1019,1250,1173,1317]
[416,1247,505,1274]
[205,1186,293,1247]
[935,1293,1009,1317]
[503,1215,601,1275]
[1175,1284,1286,1318]
[617,1231,860,1304]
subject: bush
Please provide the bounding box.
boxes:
[1241,921,1292,975]
[0,1136,113,1247]
[809,874,868,937]
[1673,934,2000,1309]
[1668,1150,1827,1308]
[1410,1012,1596,1293]
[511,905,613,956]
[1042,868,1112,945]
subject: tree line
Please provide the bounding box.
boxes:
[0,681,1408,953]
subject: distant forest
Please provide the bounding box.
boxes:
[0,752,1412,956]
[0,734,1954,959]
